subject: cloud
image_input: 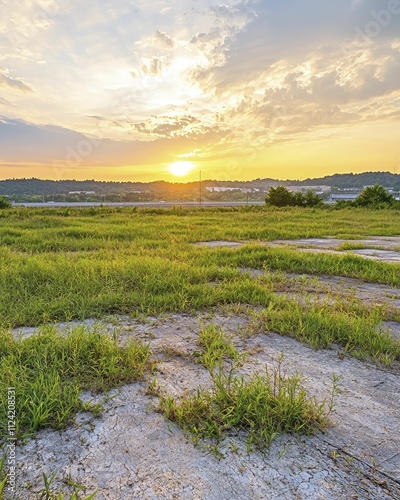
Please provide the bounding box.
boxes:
[0,0,399,177]
[0,96,15,107]
[153,30,175,48]
[0,74,32,93]
[0,115,222,171]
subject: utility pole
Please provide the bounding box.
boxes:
[199,170,202,206]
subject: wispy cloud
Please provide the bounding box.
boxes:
[0,0,399,179]
[0,74,33,93]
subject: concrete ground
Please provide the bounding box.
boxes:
[10,267,400,499]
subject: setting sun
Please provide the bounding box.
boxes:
[168,161,194,177]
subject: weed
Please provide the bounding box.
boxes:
[195,324,243,371]
[159,354,337,453]
[0,325,151,439]
[245,299,400,365]
[38,470,97,499]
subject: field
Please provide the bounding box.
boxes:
[1,206,400,499]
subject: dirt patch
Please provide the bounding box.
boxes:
[194,241,244,248]
[240,269,400,308]
[267,238,400,263]
[10,309,400,499]
[195,237,400,263]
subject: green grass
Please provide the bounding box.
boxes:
[336,242,371,251]
[159,354,339,453]
[195,324,242,370]
[0,325,151,440]
[158,324,338,453]
[1,208,400,327]
[244,299,400,365]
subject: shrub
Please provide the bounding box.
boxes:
[265,186,323,208]
[354,185,395,208]
[0,197,11,209]
[265,186,295,207]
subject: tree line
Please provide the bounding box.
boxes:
[265,185,399,209]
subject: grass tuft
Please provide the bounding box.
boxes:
[0,325,151,440]
[195,324,242,370]
[159,356,338,453]
[247,299,400,365]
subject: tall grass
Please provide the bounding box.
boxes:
[0,325,151,440]
[1,207,400,328]
[159,354,338,453]
[245,299,400,365]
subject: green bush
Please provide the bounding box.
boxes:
[354,185,395,208]
[0,197,11,209]
[265,186,323,208]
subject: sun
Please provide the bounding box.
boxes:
[168,161,194,177]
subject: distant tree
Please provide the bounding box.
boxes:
[265,186,323,208]
[0,196,11,209]
[354,185,395,207]
[292,191,305,207]
[265,186,295,207]
[303,190,324,208]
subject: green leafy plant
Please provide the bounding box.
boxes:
[0,197,11,210]
[354,185,395,208]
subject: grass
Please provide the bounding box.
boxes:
[336,242,371,251]
[244,299,400,365]
[159,352,339,453]
[0,456,97,499]
[195,324,242,370]
[0,325,151,440]
[1,206,400,327]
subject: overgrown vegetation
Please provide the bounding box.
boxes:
[265,186,323,208]
[159,340,338,453]
[245,299,400,365]
[195,324,242,370]
[1,207,400,327]
[0,325,151,440]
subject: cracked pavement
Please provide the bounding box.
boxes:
[10,281,400,499]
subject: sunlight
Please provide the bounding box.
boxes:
[168,161,194,177]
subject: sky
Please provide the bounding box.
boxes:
[0,0,400,182]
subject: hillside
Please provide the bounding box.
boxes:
[1,171,399,198]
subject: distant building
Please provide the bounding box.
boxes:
[68,191,96,195]
[286,185,331,194]
[331,188,400,201]
[205,187,255,193]
[330,193,359,201]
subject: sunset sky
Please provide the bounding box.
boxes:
[1,0,400,181]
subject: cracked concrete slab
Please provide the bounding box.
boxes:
[265,238,400,263]
[9,308,400,500]
[194,241,244,248]
[195,237,400,263]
